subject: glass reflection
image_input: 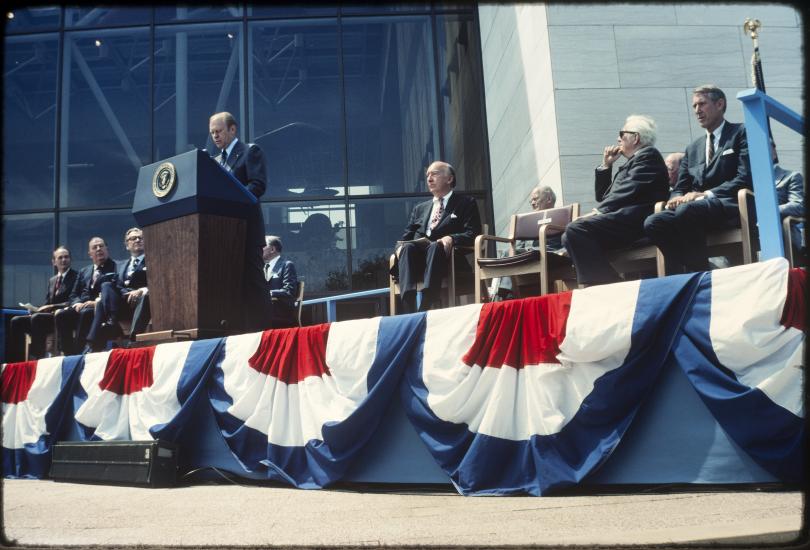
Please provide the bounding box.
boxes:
[249,20,343,198]
[2,214,54,307]
[58,209,138,269]
[341,5,428,15]
[3,35,59,212]
[65,7,151,28]
[350,196,426,291]
[155,6,241,23]
[5,7,61,34]
[247,6,337,18]
[154,23,243,161]
[436,14,487,192]
[262,201,348,295]
[60,28,151,208]
[343,17,440,195]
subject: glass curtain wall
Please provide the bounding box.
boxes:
[2,5,490,308]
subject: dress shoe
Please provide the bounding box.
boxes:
[101,321,124,339]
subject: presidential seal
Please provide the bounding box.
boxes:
[152,162,177,198]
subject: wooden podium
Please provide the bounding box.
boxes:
[132,149,258,341]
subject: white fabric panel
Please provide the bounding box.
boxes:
[1,357,64,449]
[710,258,804,417]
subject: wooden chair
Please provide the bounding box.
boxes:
[604,201,666,280]
[782,216,805,267]
[389,225,488,314]
[605,188,757,280]
[704,188,756,267]
[473,205,579,302]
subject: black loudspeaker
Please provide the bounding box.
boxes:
[50,440,178,487]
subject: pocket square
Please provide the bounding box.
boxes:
[450,213,458,219]
[721,148,735,156]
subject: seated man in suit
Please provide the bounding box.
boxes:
[7,246,78,362]
[644,85,752,274]
[209,111,272,333]
[391,160,482,313]
[772,142,804,257]
[563,115,670,286]
[262,235,299,328]
[85,227,150,352]
[54,237,117,355]
[489,184,560,301]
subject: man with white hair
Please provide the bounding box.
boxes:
[563,114,669,286]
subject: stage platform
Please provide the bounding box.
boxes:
[2,259,804,495]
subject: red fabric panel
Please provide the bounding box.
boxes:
[0,361,38,404]
[98,347,156,395]
[780,267,806,332]
[462,292,573,369]
[248,324,331,383]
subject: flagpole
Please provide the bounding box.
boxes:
[743,18,766,92]
[743,18,775,159]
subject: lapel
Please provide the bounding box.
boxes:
[48,274,58,300]
[226,141,244,172]
[434,192,457,229]
[705,122,731,170]
[271,257,284,277]
[420,199,434,230]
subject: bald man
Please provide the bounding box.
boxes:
[391,161,481,313]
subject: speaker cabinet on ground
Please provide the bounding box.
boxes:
[50,440,178,487]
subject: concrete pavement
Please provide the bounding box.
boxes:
[2,479,804,547]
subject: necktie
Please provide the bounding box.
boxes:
[220,149,228,166]
[429,199,444,230]
[54,274,62,294]
[707,133,715,163]
[129,257,140,277]
[91,268,100,286]
[264,263,272,281]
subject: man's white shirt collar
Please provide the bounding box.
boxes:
[266,256,280,272]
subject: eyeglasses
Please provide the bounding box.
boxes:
[126,235,143,242]
[618,130,638,138]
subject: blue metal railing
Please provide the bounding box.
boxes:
[303,287,389,322]
[737,89,805,261]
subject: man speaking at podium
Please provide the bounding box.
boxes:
[209,111,272,332]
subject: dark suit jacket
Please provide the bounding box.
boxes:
[215,139,267,199]
[46,268,79,306]
[113,256,148,294]
[400,192,482,247]
[215,139,267,249]
[672,121,752,208]
[70,258,117,304]
[775,165,804,219]
[596,146,670,215]
[266,256,299,325]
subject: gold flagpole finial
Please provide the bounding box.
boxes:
[743,18,761,41]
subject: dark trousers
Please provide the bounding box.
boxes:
[87,282,152,346]
[7,313,55,362]
[397,241,448,313]
[563,209,649,285]
[644,197,739,275]
[54,306,95,356]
